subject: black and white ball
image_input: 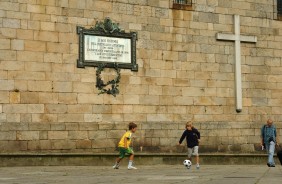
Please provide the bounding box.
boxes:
[183,159,192,168]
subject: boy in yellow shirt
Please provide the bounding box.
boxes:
[113,122,137,170]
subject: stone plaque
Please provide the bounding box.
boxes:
[77,18,138,71]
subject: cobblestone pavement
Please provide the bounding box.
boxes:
[0,165,281,184]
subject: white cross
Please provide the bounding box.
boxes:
[216,15,257,113]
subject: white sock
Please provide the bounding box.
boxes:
[128,160,133,167]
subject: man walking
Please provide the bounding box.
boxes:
[261,119,279,167]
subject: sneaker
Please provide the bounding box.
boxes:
[196,164,200,169]
[128,166,137,170]
[267,163,275,167]
[113,164,119,169]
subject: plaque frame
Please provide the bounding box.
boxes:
[77,18,138,71]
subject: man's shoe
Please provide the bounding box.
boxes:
[196,164,200,169]
[270,164,276,167]
[267,163,271,167]
[128,166,137,170]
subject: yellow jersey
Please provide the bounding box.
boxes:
[118,131,132,148]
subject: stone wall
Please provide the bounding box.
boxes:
[0,0,282,154]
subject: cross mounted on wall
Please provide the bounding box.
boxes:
[216,15,257,113]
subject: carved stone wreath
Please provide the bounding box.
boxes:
[96,63,121,97]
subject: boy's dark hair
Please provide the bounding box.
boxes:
[128,122,137,130]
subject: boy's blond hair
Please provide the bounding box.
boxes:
[186,121,193,128]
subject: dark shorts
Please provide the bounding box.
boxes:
[118,147,134,158]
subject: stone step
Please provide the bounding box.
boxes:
[0,153,280,166]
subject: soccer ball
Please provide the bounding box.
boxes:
[183,159,192,168]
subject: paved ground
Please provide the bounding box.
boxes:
[0,164,281,184]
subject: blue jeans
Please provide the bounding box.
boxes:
[265,141,275,165]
